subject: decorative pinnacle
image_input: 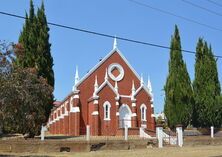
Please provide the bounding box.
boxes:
[94,75,98,94]
[75,65,79,84]
[94,75,98,87]
[140,73,144,86]
[105,68,108,80]
[113,36,117,49]
[73,65,79,91]
[132,80,135,92]
[147,76,152,93]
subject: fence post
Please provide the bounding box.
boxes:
[156,125,163,148]
[86,125,90,141]
[124,125,128,141]
[176,125,183,147]
[41,125,47,141]
[211,126,214,138]
[156,127,159,139]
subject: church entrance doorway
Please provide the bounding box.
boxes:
[119,104,132,128]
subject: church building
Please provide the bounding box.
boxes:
[47,39,155,136]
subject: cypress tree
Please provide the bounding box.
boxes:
[36,2,54,118]
[17,0,38,68]
[164,25,193,129]
[36,2,54,87]
[15,0,54,121]
[193,38,221,127]
[17,0,54,88]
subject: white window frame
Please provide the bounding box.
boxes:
[103,101,111,120]
[140,104,147,121]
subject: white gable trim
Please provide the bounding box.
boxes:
[95,80,119,96]
[134,85,152,98]
[75,48,141,88]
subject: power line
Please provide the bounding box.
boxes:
[127,0,222,32]
[207,0,222,8]
[0,10,222,59]
[182,0,222,17]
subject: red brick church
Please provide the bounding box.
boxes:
[47,39,155,136]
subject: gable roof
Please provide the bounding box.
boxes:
[95,80,119,96]
[75,48,141,88]
[134,85,152,98]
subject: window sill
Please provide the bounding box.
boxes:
[104,118,111,121]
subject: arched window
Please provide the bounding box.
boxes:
[140,104,147,121]
[103,101,111,120]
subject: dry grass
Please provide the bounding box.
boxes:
[1,145,222,157]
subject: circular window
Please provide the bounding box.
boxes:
[108,63,124,81]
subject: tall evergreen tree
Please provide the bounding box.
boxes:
[193,38,221,127]
[15,0,54,121]
[164,25,193,129]
[17,1,54,87]
[36,2,54,87]
[17,0,38,68]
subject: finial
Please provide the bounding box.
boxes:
[75,65,79,84]
[131,80,136,100]
[72,65,79,91]
[140,73,144,86]
[132,80,135,91]
[113,36,117,49]
[147,76,152,93]
[104,68,108,80]
[132,80,136,95]
[94,75,98,90]
[93,75,98,96]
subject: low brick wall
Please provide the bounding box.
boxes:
[0,140,91,153]
[0,139,157,153]
[184,136,222,146]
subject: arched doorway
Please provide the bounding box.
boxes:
[119,104,132,128]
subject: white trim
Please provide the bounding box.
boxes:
[73,95,79,99]
[92,111,99,115]
[133,85,153,100]
[140,104,147,121]
[120,95,131,98]
[103,101,111,120]
[132,113,137,117]
[151,114,155,117]
[55,117,59,121]
[115,96,120,100]
[59,114,64,119]
[116,112,119,116]
[75,48,141,88]
[116,102,119,106]
[132,102,136,107]
[70,107,80,113]
[108,63,124,81]
[64,111,69,116]
[95,80,119,96]
[141,124,147,128]
[93,100,99,104]
[151,104,154,108]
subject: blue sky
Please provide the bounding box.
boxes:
[0,0,221,113]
